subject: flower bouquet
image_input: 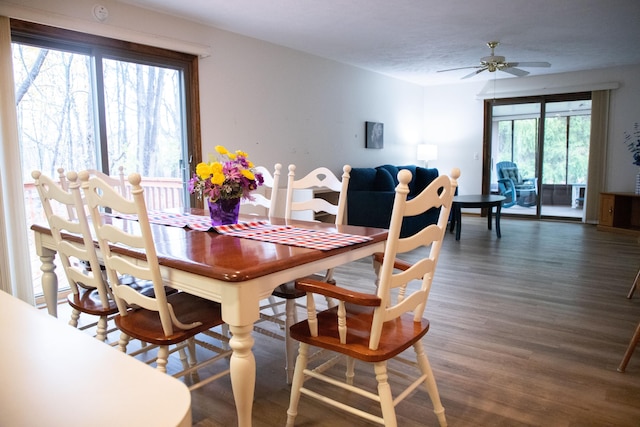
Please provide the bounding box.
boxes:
[189,145,264,225]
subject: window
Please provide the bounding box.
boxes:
[11,19,201,297]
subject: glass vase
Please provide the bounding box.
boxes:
[208,197,241,226]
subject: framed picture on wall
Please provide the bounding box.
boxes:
[365,121,384,149]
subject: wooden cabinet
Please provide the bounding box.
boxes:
[598,192,640,236]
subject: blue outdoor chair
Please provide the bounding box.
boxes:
[496,161,537,207]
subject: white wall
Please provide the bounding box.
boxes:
[2,0,640,189]
[198,29,426,174]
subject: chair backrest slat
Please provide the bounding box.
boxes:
[285,164,351,225]
[368,168,459,350]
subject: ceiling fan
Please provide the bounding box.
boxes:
[438,41,551,79]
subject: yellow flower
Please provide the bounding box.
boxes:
[196,162,212,180]
[241,169,255,180]
[211,171,225,185]
[215,145,229,155]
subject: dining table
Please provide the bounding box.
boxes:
[31,211,388,427]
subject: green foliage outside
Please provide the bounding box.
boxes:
[497,114,590,185]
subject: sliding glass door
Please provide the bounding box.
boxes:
[488,93,591,219]
[541,100,591,217]
[11,23,196,299]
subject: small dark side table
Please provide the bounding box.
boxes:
[449,195,506,241]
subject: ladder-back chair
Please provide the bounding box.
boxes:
[286,167,459,427]
[261,164,351,384]
[32,170,116,341]
[80,171,231,390]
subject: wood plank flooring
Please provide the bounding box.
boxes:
[53,216,640,426]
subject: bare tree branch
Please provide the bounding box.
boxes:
[14,48,49,104]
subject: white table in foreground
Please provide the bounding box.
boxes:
[0,290,191,427]
[31,214,388,427]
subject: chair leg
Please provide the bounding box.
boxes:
[284,299,298,384]
[618,321,640,373]
[415,342,447,427]
[118,332,131,353]
[286,343,309,427]
[95,315,108,342]
[178,346,190,371]
[69,308,80,328]
[345,356,355,385]
[375,361,398,427]
[268,295,282,320]
[627,269,640,299]
[156,345,169,373]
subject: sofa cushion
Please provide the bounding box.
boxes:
[378,165,400,185]
[348,167,377,191]
[373,167,396,191]
[347,164,440,238]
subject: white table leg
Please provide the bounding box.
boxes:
[39,251,58,317]
[228,324,256,427]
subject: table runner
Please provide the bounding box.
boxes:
[212,222,372,251]
[117,211,372,251]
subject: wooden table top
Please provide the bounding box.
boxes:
[31,212,388,283]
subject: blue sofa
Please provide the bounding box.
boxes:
[347,164,440,237]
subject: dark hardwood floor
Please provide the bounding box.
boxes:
[54,216,640,426]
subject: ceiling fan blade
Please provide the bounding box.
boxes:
[501,67,530,77]
[462,68,486,79]
[437,65,483,73]
[508,61,551,68]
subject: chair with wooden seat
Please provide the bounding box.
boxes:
[240,162,285,299]
[286,167,459,427]
[80,170,231,389]
[239,163,290,343]
[32,170,117,341]
[258,164,351,384]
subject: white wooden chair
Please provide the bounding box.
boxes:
[265,164,351,384]
[286,168,460,427]
[80,170,231,390]
[239,163,302,381]
[32,170,116,341]
[240,163,286,332]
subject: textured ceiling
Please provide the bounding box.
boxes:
[118,0,640,86]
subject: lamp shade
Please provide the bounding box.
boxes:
[417,144,438,162]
